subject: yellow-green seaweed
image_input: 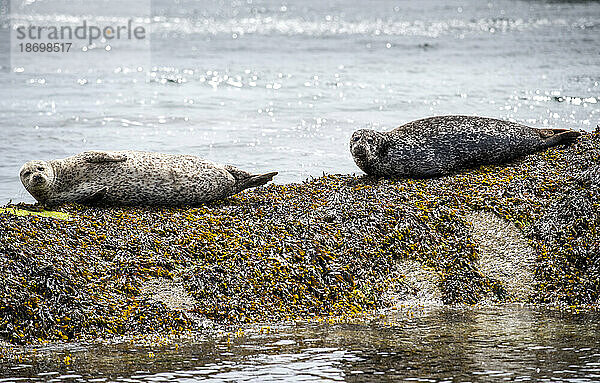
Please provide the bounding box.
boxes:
[0,207,70,221]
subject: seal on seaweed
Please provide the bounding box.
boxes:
[350,115,581,177]
[19,150,278,207]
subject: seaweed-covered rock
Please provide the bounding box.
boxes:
[0,133,599,344]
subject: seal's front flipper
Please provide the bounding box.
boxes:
[235,172,278,192]
[81,151,128,163]
[82,187,108,205]
[539,128,581,147]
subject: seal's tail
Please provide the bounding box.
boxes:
[539,128,581,147]
[237,172,278,192]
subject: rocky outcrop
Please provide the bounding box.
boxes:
[1,133,598,344]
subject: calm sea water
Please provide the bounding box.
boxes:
[2,305,600,382]
[0,0,599,202]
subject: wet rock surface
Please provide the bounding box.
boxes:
[1,133,599,344]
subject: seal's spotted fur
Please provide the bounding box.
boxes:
[350,115,581,177]
[20,150,277,207]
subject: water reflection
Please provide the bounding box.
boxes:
[1,305,600,382]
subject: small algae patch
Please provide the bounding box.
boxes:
[0,207,70,221]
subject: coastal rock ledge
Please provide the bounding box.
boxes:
[1,133,599,344]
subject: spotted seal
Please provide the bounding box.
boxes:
[350,115,581,177]
[20,150,278,207]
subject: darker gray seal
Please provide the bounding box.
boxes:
[350,115,581,177]
[20,150,278,207]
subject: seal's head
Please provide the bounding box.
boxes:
[350,129,386,174]
[20,160,54,202]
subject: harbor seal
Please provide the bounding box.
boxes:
[350,115,581,178]
[19,150,278,207]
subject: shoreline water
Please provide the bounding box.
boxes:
[2,304,600,382]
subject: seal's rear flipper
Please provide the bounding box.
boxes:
[539,128,581,147]
[236,172,278,192]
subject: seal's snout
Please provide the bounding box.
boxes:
[350,130,366,156]
[32,174,44,183]
[30,172,50,187]
[351,143,365,157]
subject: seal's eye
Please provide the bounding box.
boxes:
[367,138,374,144]
[37,167,44,171]
[352,136,360,142]
[23,171,31,177]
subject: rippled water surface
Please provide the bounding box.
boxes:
[2,306,600,382]
[1,0,600,201]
